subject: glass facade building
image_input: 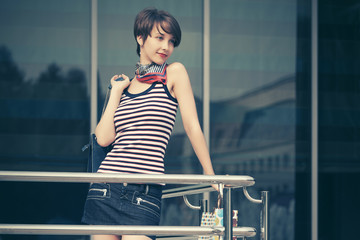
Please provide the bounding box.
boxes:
[0,0,359,240]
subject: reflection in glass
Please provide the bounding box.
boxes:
[0,1,90,238]
[0,0,91,171]
[210,1,297,239]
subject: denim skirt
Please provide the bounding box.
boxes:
[82,182,162,239]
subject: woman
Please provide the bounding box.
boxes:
[82,7,216,240]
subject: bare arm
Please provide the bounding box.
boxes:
[168,63,215,176]
[95,74,131,147]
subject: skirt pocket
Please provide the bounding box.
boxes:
[87,183,110,200]
[131,191,161,218]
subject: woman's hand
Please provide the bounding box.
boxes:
[110,74,131,92]
[212,184,219,192]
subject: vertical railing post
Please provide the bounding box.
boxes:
[261,191,269,240]
[90,0,98,133]
[224,187,233,240]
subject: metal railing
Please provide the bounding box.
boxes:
[0,171,268,240]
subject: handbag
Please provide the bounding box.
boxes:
[82,86,113,172]
[84,133,113,172]
[199,194,238,240]
[199,194,223,240]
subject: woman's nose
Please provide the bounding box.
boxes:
[162,41,169,50]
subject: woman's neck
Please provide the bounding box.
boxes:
[138,55,152,65]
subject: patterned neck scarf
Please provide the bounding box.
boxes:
[135,62,167,85]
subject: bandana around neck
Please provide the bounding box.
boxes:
[135,62,167,85]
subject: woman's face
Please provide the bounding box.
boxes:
[137,23,175,65]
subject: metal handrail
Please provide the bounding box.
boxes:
[0,171,267,240]
[0,171,255,186]
[162,184,215,199]
[0,224,256,237]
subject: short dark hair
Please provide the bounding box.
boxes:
[134,8,181,56]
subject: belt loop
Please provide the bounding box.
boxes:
[145,184,149,195]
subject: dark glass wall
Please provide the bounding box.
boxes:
[0,1,91,239]
[0,0,90,171]
[209,1,299,239]
[318,0,360,239]
[294,0,312,239]
[1,0,359,240]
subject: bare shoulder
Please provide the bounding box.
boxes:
[166,62,190,97]
[167,62,189,85]
[167,62,187,75]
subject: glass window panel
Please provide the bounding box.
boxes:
[0,1,320,239]
[0,1,91,238]
[0,0,90,171]
[210,1,297,239]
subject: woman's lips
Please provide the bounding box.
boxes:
[158,53,167,58]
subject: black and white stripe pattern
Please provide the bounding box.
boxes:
[98,83,178,175]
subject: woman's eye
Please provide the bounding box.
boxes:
[157,36,163,40]
[170,39,176,45]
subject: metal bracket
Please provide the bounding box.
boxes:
[183,195,201,210]
[243,187,262,204]
[243,187,269,240]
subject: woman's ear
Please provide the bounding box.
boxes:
[136,35,143,47]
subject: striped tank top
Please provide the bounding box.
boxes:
[98,74,178,175]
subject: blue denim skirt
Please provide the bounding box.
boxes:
[82,182,162,239]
